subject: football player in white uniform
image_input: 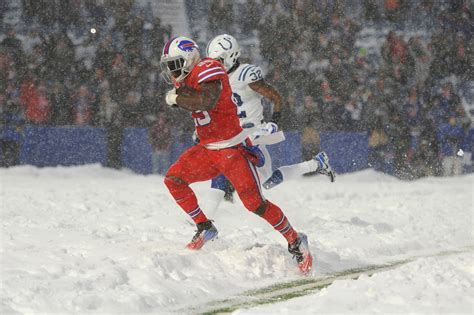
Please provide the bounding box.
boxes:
[204,34,335,215]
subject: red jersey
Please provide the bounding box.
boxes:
[181,58,242,145]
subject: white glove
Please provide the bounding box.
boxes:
[264,122,278,134]
[165,88,178,106]
[253,122,279,137]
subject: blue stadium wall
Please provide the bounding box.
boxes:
[1,126,370,174]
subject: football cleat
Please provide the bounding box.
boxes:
[314,152,336,182]
[288,233,313,274]
[186,220,218,250]
[262,169,283,190]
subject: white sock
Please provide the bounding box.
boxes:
[278,160,319,181]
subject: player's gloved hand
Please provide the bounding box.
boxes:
[270,111,282,124]
[165,88,178,106]
[264,122,278,134]
[239,145,265,167]
[253,122,278,137]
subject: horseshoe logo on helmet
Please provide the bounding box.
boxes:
[217,38,233,51]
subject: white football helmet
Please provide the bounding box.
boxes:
[160,36,200,83]
[206,34,241,71]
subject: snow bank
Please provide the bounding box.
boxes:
[1,166,472,314]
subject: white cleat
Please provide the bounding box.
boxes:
[314,152,336,182]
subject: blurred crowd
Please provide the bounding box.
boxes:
[1,0,190,169]
[203,0,473,178]
[1,0,473,178]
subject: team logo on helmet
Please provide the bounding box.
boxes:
[217,38,233,50]
[178,40,197,52]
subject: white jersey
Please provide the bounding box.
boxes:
[228,63,275,180]
[228,63,265,128]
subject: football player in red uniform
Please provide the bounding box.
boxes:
[160,36,312,274]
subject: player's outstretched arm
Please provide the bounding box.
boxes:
[175,81,222,112]
[249,79,283,123]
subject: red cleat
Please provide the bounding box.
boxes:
[288,233,313,274]
[186,221,218,250]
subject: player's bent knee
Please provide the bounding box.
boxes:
[252,200,268,217]
[164,175,186,187]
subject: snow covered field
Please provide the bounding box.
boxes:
[1,165,472,314]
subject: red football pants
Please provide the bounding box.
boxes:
[164,144,298,244]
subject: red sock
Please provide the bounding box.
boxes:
[261,201,298,244]
[164,177,208,224]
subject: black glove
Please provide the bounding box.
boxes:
[271,111,282,125]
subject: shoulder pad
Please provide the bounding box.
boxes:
[238,64,263,83]
[196,58,226,84]
[197,58,222,69]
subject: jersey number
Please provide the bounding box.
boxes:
[249,69,263,81]
[194,110,211,126]
[232,92,246,118]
